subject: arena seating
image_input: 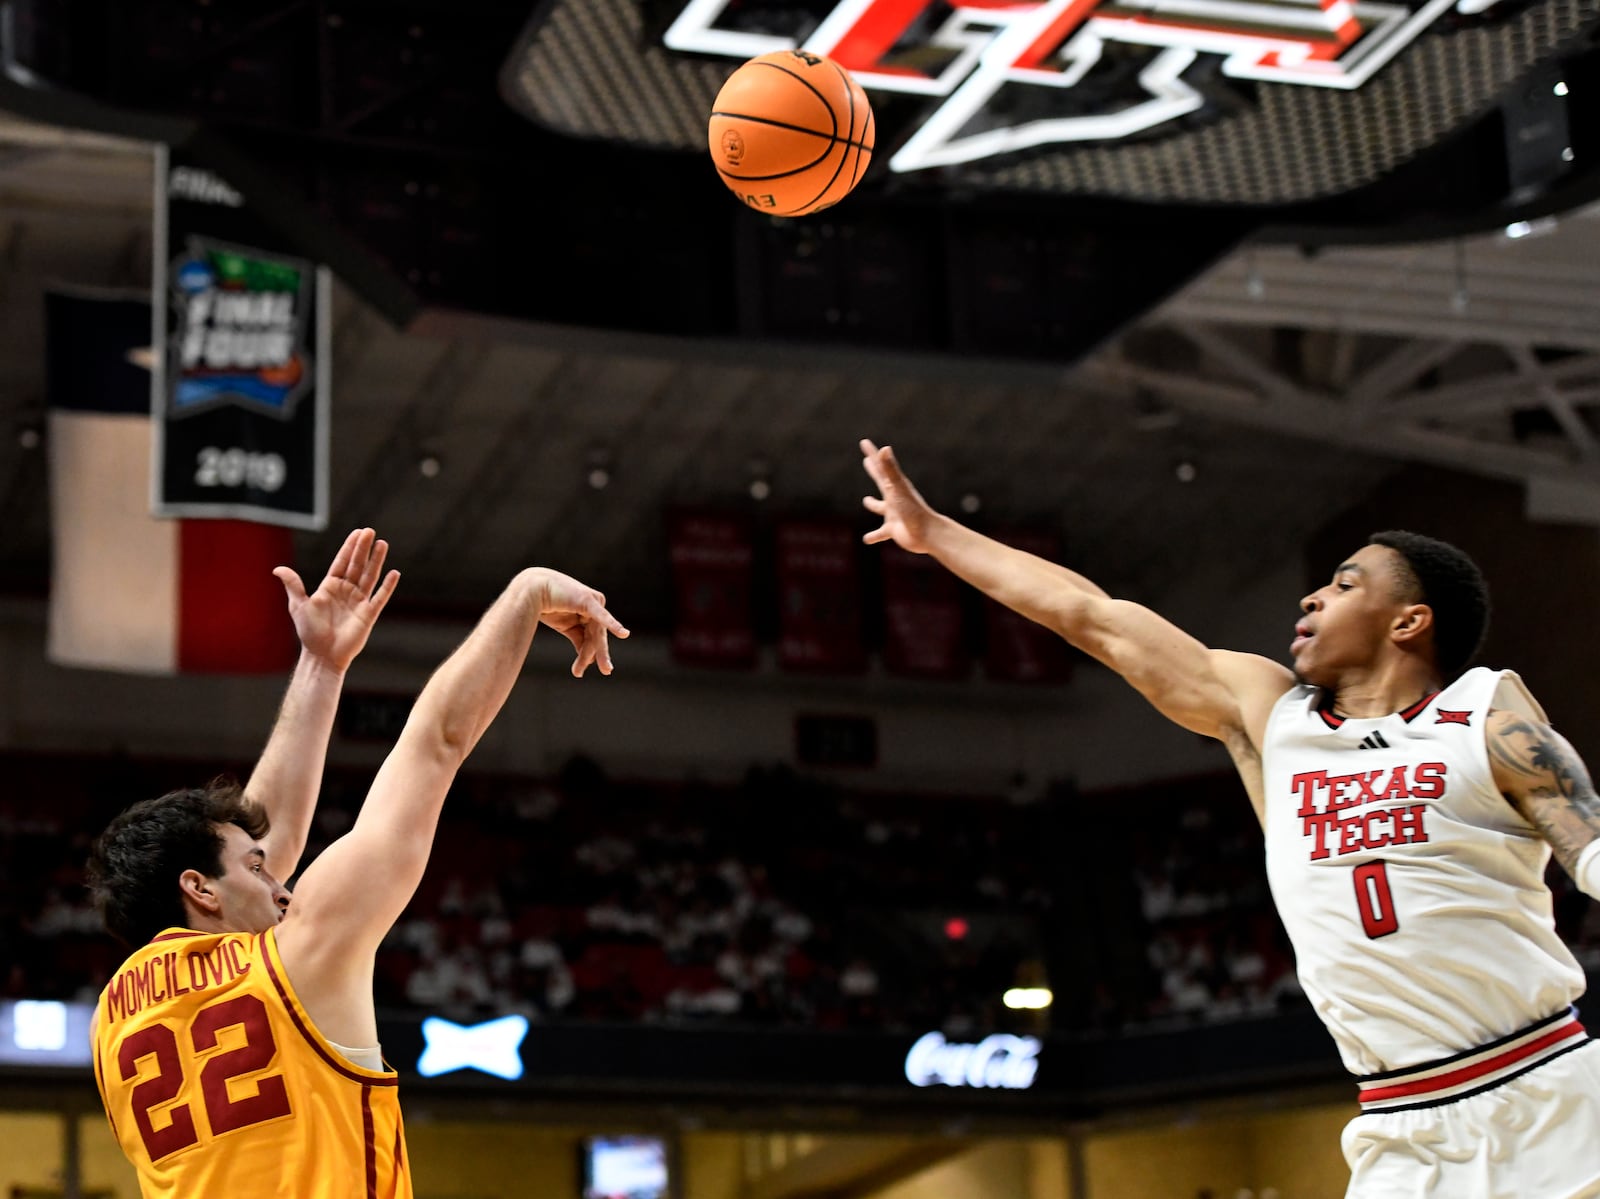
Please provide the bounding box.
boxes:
[6,752,1595,1035]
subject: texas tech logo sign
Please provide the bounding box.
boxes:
[664,0,1498,171]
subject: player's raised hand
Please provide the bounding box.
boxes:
[860,439,939,554]
[528,568,630,678]
[274,527,401,673]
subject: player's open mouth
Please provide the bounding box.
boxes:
[1291,623,1313,654]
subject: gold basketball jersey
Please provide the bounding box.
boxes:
[92,927,412,1199]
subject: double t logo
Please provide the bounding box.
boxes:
[665,0,1500,170]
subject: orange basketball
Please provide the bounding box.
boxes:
[709,50,874,218]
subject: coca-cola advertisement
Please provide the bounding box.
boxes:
[667,510,757,668]
[984,529,1074,684]
[775,518,867,674]
[881,544,967,679]
[903,1031,1042,1091]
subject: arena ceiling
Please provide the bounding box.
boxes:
[3,108,1599,634]
[508,0,1600,204]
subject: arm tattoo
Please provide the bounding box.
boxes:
[1488,711,1600,875]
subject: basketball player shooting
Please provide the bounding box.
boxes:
[860,439,1600,1196]
[86,551,626,1199]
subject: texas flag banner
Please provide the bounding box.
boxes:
[46,290,296,675]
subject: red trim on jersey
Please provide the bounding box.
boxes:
[362,1085,377,1199]
[1317,689,1440,728]
[258,931,399,1087]
[1399,691,1440,722]
[393,1123,405,1177]
[148,930,204,944]
[1316,695,1343,728]
[1358,1016,1585,1103]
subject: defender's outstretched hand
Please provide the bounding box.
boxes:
[274,528,401,673]
[529,568,630,678]
[860,439,939,554]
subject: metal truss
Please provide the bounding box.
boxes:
[1085,320,1600,518]
[1089,211,1600,521]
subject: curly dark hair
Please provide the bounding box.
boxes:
[1367,530,1491,680]
[86,778,270,948]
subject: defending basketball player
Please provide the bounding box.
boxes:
[859,439,1600,1196]
[87,557,626,1199]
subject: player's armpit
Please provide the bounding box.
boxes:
[1486,708,1600,876]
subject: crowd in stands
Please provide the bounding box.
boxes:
[360,757,1050,1034]
[5,752,1598,1039]
[1126,776,1304,1026]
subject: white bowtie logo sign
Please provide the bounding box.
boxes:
[417,1015,529,1081]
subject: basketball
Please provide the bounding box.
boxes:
[709,49,875,218]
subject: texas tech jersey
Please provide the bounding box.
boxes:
[1262,667,1585,1076]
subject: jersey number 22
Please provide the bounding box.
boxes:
[117,993,291,1161]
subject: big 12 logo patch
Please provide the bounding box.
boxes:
[664,0,1500,171]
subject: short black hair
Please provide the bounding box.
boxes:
[86,778,269,948]
[1367,531,1490,679]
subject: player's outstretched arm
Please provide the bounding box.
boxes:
[278,567,627,965]
[859,439,1293,743]
[1486,709,1600,897]
[247,527,401,881]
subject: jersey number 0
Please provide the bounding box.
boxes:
[1352,860,1401,939]
[117,993,292,1161]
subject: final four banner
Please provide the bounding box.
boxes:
[152,146,329,530]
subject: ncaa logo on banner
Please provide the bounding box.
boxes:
[168,236,316,421]
[664,0,1503,172]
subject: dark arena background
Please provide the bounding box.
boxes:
[2,0,1600,1196]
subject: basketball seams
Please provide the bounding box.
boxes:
[717,145,850,216]
[710,118,857,181]
[749,61,840,141]
[831,65,873,196]
[717,150,848,216]
[794,59,860,215]
[709,51,874,218]
[850,107,876,190]
[785,143,852,216]
[710,112,872,152]
[716,145,842,183]
[834,61,866,145]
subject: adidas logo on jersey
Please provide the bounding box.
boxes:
[1358,732,1390,750]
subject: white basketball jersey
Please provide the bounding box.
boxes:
[1263,666,1586,1076]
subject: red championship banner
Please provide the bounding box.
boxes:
[668,511,756,668]
[776,519,866,674]
[881,545,967,679]
[985,530,1073,684]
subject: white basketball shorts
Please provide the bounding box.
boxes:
[1342,1038,1600,1198]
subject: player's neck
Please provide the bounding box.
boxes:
[1326,660,1442,719]
[179,906,243,938]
